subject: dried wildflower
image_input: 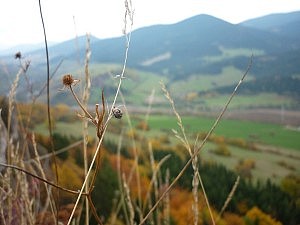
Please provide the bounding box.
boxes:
[23,60,31,72]
[112,106,123,119]
[62,74,80,88]
[14,51,22,59]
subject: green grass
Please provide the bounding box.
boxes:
[202,47,265,63]
[146,115,300,150]
[34,114,300,183]
[35,113,299,151]
[170,66,254,93]
[61,63,299,110]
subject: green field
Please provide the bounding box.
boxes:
[60,63,299,110]
[34,113,300,183]
[144,115,300,150]
[35,114,300,150]
[170,66,254,93]
[202,47,265,63]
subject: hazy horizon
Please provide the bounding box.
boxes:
[1,0,300,50]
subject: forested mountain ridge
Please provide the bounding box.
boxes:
[1,11,300,103]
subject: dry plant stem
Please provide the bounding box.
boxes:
[38,1,59,222]
[161,82,202,225]
[70,85,95,123]
[24,59,63,131]
[7,67,23,162]
[32,134,56,223]
[216,176,240,222]
[143,143,171,212]
[163,169,170,225]
[123,174,135,225]
[25,140,83,163]
[87,194,104,225]
[38,0,54,155]
[82,34,91,225]
[197,171,215,225]
[109,0,133,118]
[67,2,134,223]
[161,83,191,153]
[112,130,130,225]
[147,144,170,225]
[6,66,23,225]
[66,130,106,224]
[119,93,143,218]
[139,55,253,225]
[0,162,87,196]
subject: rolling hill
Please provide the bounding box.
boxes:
[240,11,300,40]
[1,11,300,108]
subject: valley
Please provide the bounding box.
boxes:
[1,10,300,225]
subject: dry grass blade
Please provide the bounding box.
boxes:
[96,90,106,140]
[82,34,91,225]
[139,55,253,225]
[25,140,83,163]
[31,134,57,222]
[0,162,86,196]
[143,143,171,212]
[66,121,110,224]
[38,2,59,222]
[216,176,240,222]
[123,174,135,225]
[87,193,104,225]
[163,169,170,225]
[160,81,204,224]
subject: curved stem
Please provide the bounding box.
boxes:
[70,85,95,124]
[0,162,87,196]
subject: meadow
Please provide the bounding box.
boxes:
[141,115,300,150]
[35,114,300,150]
[34,113,300,184]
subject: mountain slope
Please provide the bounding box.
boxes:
[240,11,300,40]
[1,12,300,103]
[86,14,298,79]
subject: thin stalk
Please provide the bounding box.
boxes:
[82,34,91,225]
[66,125,107,225]
[0,162,86,196]
[139,55,252,225]
[38,1,58,222]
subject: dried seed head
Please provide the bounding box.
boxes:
[14,51,22,59]
[61,74,80,89]
[62,74,74,86]
[112,107,123,119]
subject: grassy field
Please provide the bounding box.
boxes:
[199,143,300,183]
[145,115,300,150]
[202,47,265,63]
[34,113,300,183]
[169,66,254,93]
[35,114,300,151]
[61,63,299,110]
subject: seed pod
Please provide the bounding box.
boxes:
[14,51,22,59]
[112,107,123,119]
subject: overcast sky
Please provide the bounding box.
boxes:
[1,0,300,49]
